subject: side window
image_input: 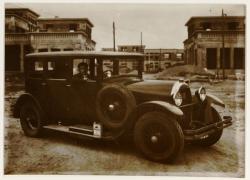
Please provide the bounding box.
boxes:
[47,60,69,79]
[48,61,55,71]
[73,58,96,80]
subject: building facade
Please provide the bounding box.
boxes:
[117,45,145,70]
[184,16,245,75]
[118,45,145,53]
[34,18,95,52]
[103,45,184,73]
[5,8,96,72]
[144,49,184,72]
[5,8,39,71]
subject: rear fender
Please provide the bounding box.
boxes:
[13,93,42,118]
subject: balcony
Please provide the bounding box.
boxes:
[29,32,87,43]
[5,32,95,50]
[5,33,29,45]
[199,30,245,39]
[184,30,245,44]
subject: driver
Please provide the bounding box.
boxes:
[73,62,89,80]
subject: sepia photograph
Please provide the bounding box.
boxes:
[3,1,246,177]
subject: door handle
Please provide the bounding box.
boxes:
[66,84,71,87]
[41,82,47,86]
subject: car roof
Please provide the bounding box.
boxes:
[26,51,144,59]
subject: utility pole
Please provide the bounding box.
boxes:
[221,9,226,79]
[113,21,116,52]
[140,32,143,53]
[159,48,162,72]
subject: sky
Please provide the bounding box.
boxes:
[5,3,245,50]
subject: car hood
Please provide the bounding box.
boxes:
[127,80,176,97]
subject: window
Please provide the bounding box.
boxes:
[64,48,73,51]
[206,48,217,69]
[121,47,127,52]
[102,59,139,77]
[164,53,170,59]
[234,48,245,69]
[35,61,43,71]
[73,58,97,80]
[45,24,53,29]
[47,60,69,79]
[69,24,78,32]
[51,48,60,52]
[48,61,55,71]
[176,53,183,60]
[220,48,231,69]
[38,48,48,52]
[133,47,138,52]
[228,22,239,30]
[27,61,44,78]
[201,22,212,31]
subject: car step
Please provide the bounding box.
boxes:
[69,125,93,135]
[43,124,101,139]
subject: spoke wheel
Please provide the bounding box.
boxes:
[20,102,43,137]
[134,111,184,163]
[96,84,136,130]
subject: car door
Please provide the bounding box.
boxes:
[69,79,100,124]
[68,58,100,124]
[45,58,72,123]
[25,59,48,111]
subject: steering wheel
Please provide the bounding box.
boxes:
[103,70,113,78]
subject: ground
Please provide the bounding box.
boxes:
[4,75,245,176]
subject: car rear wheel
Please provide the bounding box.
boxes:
[193,107,223,147]
[20,102,44,137]
[134,111,184,163]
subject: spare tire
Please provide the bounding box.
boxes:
[96,84,136,129]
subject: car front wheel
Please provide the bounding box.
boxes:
[134,111,184,163]
[20,102,44,137]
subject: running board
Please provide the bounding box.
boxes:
[69,125,93,135]
[43,124,102,139]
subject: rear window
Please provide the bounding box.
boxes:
[27,60,44,78]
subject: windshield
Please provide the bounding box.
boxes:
[103,58,140,78]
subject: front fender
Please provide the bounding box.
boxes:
[136,101,184,118]
[207,94,225,108]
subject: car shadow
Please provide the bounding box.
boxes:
[37,129,236,166]
[42,130,137,157]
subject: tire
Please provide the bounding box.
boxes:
[193,107,223,147]
[96,84,136,130]
[134,111,184,163]
[20,102,44,137]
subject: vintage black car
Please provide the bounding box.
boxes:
[13,51,232,163]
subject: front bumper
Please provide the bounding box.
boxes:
[183,116,232,141]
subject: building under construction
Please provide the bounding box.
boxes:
[184,16,245,76]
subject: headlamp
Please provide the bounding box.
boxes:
[198,86,206,102]
[173,92,183,106]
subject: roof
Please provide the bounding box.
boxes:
[26,51,144,59]
[38,18,94,27]
[144,49,184,53]
[118,45,146,47]
[5,8,40,17]
[185,16,245,26]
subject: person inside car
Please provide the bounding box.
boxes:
[73,62,89,80]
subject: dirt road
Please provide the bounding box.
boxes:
[4,79,245,176]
